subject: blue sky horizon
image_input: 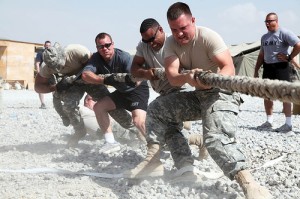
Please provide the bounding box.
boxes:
[1,0,300,53]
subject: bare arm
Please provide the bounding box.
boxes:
[131,55,157,80]
[84,94,96,110]
[34,73,56,93]
[277,42,300,62]
[291,58,300,69]
[212,49,235,76]
[164,55,191,87]
[290,42,300,61]
[35,61,41,73]
[164,49,234,89]
[254,50,264,78]
[81,70,105,85]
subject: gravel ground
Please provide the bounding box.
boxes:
[0,89,300,199]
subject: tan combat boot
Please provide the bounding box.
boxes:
[235,170,273,199]
[183,121,192,130]
[123,143,164,178]
[188,134,209,160]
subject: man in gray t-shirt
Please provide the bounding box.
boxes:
[254,12,300,133]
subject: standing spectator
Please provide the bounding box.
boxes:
[81,32,149,154]
[35,40,51,109]
[254,12,300,132]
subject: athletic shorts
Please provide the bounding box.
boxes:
[262,62,290,82]
[109,82,149,112]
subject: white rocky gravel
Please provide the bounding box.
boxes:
[0,89,300,199]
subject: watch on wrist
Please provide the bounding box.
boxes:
[287,55,292,62]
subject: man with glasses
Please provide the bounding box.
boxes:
[254,12,300,133]
[125,18,208,178]
[35,43,136,147]
[130,2,271,199]
[81,32,149,154]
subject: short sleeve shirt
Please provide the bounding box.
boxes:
[40,44,91,78]
[261,27,300,64]
[36,51,43,67]
[164,26,228,73]
[135,34,181,94]
[83,48,141,93]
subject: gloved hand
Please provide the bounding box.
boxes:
[56,77,72,92]
[124,74,136,87]
[103,74,117,86]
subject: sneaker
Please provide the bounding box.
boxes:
[257,121,272,130]
[39,103,46,109]
[99,142,121,154]
[274,124,292,133]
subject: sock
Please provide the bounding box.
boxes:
[104,132,115,143]
[267,115,273,123]
[285,117,292,126]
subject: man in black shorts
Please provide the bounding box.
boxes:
[82,32,149,153]
[254,12,300,133]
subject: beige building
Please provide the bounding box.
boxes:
[0,39,43,89]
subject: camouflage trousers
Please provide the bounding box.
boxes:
[146,88,246,179]
[53,84,134,136]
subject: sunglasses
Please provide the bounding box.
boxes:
[142,27,159,43]
[264,19,277,23]
[96,43,112,49]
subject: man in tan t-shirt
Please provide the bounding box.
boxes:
[132,2,272,199]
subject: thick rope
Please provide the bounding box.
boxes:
[66,68,300,104]
[196,71,300,104]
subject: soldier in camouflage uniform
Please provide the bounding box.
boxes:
[147,2,271,199]
[34,43,135,147]
[124,18,208,178]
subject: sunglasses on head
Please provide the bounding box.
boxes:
[142,27,159,43]
[96,43,112,49]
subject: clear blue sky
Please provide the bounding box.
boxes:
[1,0,299,53]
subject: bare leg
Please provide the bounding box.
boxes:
[283,102,292,117]
[131,109,146,137]
[264,99,273,116]
[39,93,46,108]
[93,96,116,135]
